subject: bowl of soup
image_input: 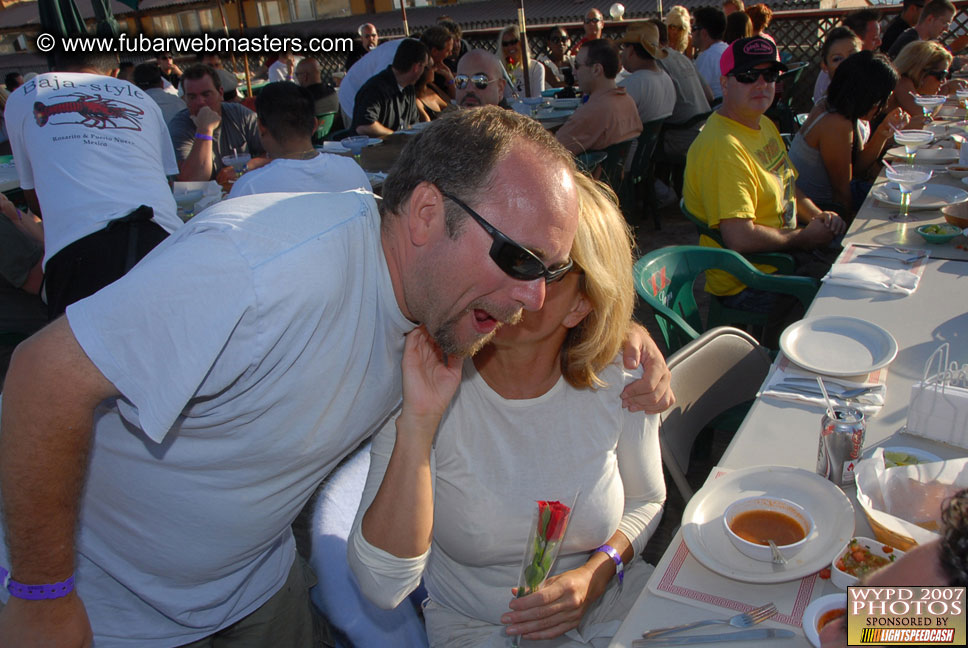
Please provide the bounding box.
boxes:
[723,496,814,562]
[803,593,847,648]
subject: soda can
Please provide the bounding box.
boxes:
[817,406,866,486]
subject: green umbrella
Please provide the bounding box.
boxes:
[38,0,87,37]
[90,0,122,38]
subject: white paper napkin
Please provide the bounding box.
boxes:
[822,263,920,295]
[759,357,888,416]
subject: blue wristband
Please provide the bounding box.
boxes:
[195,133,215,141]
[0,566,75,600]
[595,544,624,586]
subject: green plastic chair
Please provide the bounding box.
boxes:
[313,112,337,144]
[678,199,795,275]
[634,245,819,353]
[576,150,608,176]
[618,118,665,228]
[585,138,636,192]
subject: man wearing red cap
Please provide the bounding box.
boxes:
[683,36,845,335]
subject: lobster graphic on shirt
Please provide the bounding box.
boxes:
[32,92,144,131]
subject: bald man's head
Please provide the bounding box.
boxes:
[295,58,321,87]
[456,49,506,108]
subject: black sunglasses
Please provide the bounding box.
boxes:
[925,69,951,81]
[455,73,497,90]
[549,36,567,43]
[502,38,520,47]
[730,67,781,84]
[440,191,573,283]
[585,17,603,23]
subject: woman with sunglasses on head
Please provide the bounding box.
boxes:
[348,174,665,648]
[538,26,576,89]
[497,24,547,99]
[886,40,966,128]
[790,51,903,217]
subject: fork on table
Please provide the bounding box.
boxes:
[639,603,778,641]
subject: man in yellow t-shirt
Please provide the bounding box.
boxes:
[684,36,846,304]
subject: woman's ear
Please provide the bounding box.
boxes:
[562,291,592,329]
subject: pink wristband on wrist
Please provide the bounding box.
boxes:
[0,566,75,600]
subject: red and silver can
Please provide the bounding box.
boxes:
[817,406,866,486]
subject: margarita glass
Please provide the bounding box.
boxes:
[958,89,968,118]
[893,129,934,164]
[884,164,932,222]
[341,136,370,163]
[913,94,946,122]
[221,152,251,175]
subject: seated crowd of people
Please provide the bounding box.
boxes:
[0,2,966,647]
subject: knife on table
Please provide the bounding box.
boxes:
[631,628,795,646]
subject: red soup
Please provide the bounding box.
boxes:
[729,510,805,546]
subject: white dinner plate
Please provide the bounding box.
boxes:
[398,121,432,134]
[871,183,968,209]
[780,316,898,377]
[341,137,382,149]
[886,146,959,163]
[682,466,855,584]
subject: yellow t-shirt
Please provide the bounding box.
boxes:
[683,112,797,296]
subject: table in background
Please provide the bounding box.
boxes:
[609,257,968,647]
[850,164,968,261]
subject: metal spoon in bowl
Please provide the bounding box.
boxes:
[768,540,787,565]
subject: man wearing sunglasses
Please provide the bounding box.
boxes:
[683,37,845,343]
[455,49,507,108]
[570,8,605,55]
[0,107,674,647]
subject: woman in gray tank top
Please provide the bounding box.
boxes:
[788,51,903,218]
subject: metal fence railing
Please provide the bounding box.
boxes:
[222,0,968,117]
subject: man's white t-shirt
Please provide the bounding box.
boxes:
[695,41,729,99]
[5,72,181,266]
[339,39,403,119]
[0,191,413,647]
[268,58,302,83]
[228,153,372,198]
[619,67,677,123]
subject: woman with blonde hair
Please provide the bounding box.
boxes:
[496,24,546,99]
[348,174,665,647]
[888,40,966,127]
[664,5,692,54]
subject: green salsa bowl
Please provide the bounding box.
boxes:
[916,223,963,244]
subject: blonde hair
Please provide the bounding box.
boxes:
[561,174,636,389]
[664,6,692,52]
[894,40,953,86]
[496,24,532,61]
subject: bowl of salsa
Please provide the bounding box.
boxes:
[831,536,903,589]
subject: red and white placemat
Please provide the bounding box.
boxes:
[647,470,832,628]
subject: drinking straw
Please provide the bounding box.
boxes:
[881,159,898,173]
[816,377,835,418]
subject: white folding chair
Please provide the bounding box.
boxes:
[660,327,772,502]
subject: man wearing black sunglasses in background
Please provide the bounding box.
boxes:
[570,8,605,55]
[683,37,845,345]
[455,49,507,108]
